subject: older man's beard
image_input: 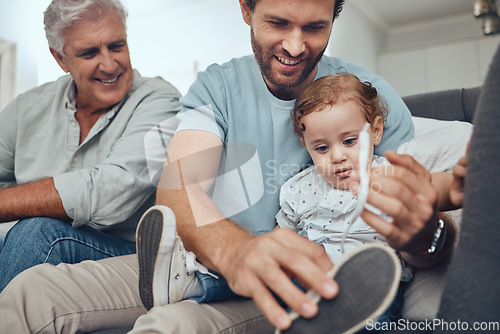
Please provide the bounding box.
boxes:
[250,28,327,89]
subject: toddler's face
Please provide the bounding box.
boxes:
[301,101,380,190]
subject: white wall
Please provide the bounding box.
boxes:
[377,14,500,96]
[0,0,50,98]
[328,1,387,73]
[379,35,500,96]
[124,0,251,95]
[327,5,500,97]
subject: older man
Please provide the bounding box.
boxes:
[0,0,455,333]
[0,0,181,292]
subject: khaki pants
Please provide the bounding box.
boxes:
[0,254,273,334]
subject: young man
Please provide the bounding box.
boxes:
[0,0,454,333]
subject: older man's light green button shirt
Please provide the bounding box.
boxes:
[0,70,181,242]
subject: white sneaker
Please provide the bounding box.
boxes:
[136,205,213,310]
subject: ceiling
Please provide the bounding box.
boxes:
[350,0,475,28]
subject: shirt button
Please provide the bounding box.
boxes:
[71,121,77,127]
[73,157,78,163]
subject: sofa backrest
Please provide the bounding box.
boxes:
[402,86,481,123]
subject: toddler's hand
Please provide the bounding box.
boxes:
[449,143,469,207]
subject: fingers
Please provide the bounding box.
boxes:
[361,208,396,237]
[262,229,338,303]
[453,156,467,179]
[362,190,427,250]
[369,164,437,218]
[275,228,334,272]
[245,275,294,329]
[385,150,431,181]
[450,156,467,207]
[252,263,318,323]
[449,187,465,208]
[363,153,438,251]
[225,229,338,330]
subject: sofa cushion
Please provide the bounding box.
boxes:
[397,117,472,173]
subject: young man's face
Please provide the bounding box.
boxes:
[301,102,383,190]
[51,10,133,112]
[241,0,335,100]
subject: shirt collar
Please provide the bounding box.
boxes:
[64,80,77,110]
[63,77,124,119]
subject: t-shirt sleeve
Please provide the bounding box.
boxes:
[176,66,228,141]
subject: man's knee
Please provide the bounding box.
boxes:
[6,217,68,244]
[0,263,57,322]
[0,263,72,334]
[3,263,55,296]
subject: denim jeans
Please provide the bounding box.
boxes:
[191,271,236,303]
[0,233,5,253]
[0,217,136,292]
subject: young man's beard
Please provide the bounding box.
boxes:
[250,28,327,90]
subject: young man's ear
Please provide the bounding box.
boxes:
[50,48,69,73]
[239,0,252,26]
[372,116,384,146]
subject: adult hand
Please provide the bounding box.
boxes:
[359,151,439,255]
[220,228,338,330]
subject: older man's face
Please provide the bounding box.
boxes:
[52,10,133,111]
[243,0,335,100]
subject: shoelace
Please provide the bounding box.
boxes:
[340,123,370,254]
[181,242,219,279]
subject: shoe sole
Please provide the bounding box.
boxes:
[278,244,401,334]
[136,205,177,310]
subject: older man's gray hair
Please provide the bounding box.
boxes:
[44,0,128,55]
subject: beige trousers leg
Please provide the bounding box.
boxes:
[0,254,272,334]
[130,297,272,334]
